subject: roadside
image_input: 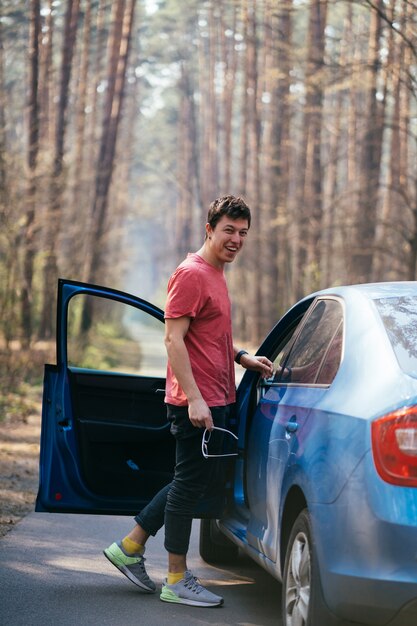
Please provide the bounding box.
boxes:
[0,391,41,538]
[0,338,53,538]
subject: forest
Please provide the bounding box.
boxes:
[0,0,417,405]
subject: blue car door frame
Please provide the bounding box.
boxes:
[245,385,313,563]
[36,279,174,515]
[243,297,344,565]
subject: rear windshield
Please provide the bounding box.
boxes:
[375,296,417,378]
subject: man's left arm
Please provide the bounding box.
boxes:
[233,346,273,379]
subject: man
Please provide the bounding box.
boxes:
[104,195,273,607]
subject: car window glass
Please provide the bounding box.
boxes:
[375,296,417,379]
[315,321,343,385]
[67,294,167,376]
[271,318,306,381]
[283,299,343,385]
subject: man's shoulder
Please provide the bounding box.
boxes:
[171,254,203,278]
[167,258,202,293]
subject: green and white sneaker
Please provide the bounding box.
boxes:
[160,570,223,607]
[103,542,156,593]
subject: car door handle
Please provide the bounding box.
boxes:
[155,388,165,395]
[286,420,299,434]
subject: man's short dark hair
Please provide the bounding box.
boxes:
[207,195,251,230]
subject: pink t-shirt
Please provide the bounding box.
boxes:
[164,253,236,407]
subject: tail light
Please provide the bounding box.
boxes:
[372,407,417,487]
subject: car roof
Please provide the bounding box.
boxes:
[312,281,417,301]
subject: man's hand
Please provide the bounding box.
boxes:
[188,398,213,430]
[240,354,274,379]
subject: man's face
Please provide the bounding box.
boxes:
[206,215,249,266]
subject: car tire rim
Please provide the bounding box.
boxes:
[285,530,311,626]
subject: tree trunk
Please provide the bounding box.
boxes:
[373,2,400,280]
[21,0,41,345]
[296,0,327,298]
[351,0,385,283]
[0,19,6,203]
[176,62,196,262]
[322,5,351,287]
[198,1,217,209]
[246,0,262,343]
[0,18,17,346]
[69,0,92,278]
[38,0,54,148]
[220,4,238,193]
[86,0,107,168]
[39,0,81,339]
[81,0,136,331]
[238,0,249,197]
[262,0,292,327]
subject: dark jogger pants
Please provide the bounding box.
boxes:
[134,403,231,555]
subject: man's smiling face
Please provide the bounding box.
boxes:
[205,215,249,268]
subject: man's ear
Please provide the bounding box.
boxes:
[205,223,212,239]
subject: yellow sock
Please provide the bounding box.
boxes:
[121,536,144,555]
[167,571,185,585]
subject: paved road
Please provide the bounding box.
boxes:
[0,512,282,625]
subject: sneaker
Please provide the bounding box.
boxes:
[160,570,223,607]
[103,542,156,593]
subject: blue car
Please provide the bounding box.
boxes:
[37,279,417,625]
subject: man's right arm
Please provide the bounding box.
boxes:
[164,317,213,430]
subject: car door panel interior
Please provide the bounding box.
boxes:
[68,370,174,498]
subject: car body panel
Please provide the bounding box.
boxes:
[311,447,417,624]
[222,283,417,623]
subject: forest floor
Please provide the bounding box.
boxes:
[0,389,41,538]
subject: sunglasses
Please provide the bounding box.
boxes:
[201,426,238,459]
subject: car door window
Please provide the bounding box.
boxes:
[67,293,167,376]
[278,299,343,385]
[316,320,343,385]
[271,324,300,381]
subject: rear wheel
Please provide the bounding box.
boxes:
[282,509,341,626]
[199,519,239,564]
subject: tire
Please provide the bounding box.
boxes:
[282,509,339,626]
[199,519,239,564]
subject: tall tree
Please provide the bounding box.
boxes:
[81,0,136,330]
[0,16,17,346]
[198,1,218,209]
[176,62,198,261]
[262,0,292,327]
[38,0,54,148]
[295,0,328,298]
[373,1,400,280]
[219,2,238,193]
[69,0,93,278]
[39,0,81,338]
[245,0,262,343]
[351,0,385,282]
[21,0,41,345]
[322,5,349,288]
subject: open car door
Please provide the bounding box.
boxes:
[36,279,174,515]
